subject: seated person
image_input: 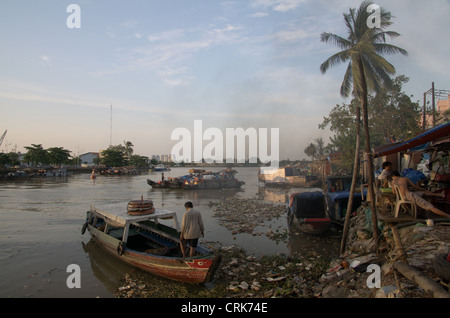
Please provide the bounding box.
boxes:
[390,171,449,218]
[378,161,392,188]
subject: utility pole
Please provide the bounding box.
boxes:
[423,93,426,130]
[110,104,112,146]
[423,83,450,129]
[431,82,436,127]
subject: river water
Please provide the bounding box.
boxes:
[0,167,339,298]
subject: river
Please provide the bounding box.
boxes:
[0,167,340,298]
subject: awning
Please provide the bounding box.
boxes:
[374,121,450,157]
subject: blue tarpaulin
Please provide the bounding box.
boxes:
[375,121,450,157]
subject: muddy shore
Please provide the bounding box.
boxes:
[115,198,450,298]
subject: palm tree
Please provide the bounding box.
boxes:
[320,0,407,252]
[123,140,134,159]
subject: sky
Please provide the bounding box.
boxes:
[0,0,449,162]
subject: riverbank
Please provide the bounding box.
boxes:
[115,200,450,298]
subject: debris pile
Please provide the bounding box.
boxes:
[115,243,332,298]
[216,245,332,298]
[211,198,285,235]
[314,204,450,298]
[115,200,450,298]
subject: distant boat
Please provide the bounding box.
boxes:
[287,189,331,235]
[182,169,245,190]
[152,164,171,172]
[258,166,320,187]
[147,177,185,189]
[82,202,220,284]
[43,168,73,177]
[7,171,33,180]
[148,169,245,190]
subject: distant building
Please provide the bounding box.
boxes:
[151,154,172,163]
[437,94,450,114]
[424,94,450,128]
[80,152,99,167]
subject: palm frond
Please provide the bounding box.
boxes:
[320,50,350,74]
[343,10,357,42]
[340,62,354,98]
[363,52,395,92]
[320,32,352,50]
[374,43,408,56]
[351,54,364,98]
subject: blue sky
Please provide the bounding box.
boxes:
[0,0,449,161]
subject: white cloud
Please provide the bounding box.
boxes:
[92,24,245,86]
[147,28,185,42]
[273,28,310,43]
[39,55,52,66]
[252,0,306,12]
[250,12,269,18]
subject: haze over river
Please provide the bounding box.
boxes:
[0,167,339,298]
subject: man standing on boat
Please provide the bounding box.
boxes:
[180,201,205,258]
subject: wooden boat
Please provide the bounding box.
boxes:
[152,164,171,172]
[325,175,364,222]
[167,177,183,189]
[287,189,331,235]
[7,171,34,179]
[147,177,183,189]
[82,202,220,284]
[183,169,245,190]
[147,179,170,188]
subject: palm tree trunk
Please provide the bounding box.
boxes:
[357,57,379,251]
[340,105,360,255]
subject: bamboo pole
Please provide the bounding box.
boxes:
[394,262,450,298]
[340,106,361,255]
[389,223,408,263]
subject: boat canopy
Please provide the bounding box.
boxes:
[327,191,363,202]
[90,203,180,231]
[374,121,450,157]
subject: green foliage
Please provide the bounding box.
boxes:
[0,152,20,167]
[99,141,148,167]
[22,144,72,166]
[23,144,49,166]
[47,147,72,166]
[100,147,128,167]
[320,75,421,167]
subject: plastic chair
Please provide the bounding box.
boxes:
[392,185,417,218]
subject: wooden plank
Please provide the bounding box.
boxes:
[376,212,416,223]
[394,262,450,298]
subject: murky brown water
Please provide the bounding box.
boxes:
[0,167,339,298]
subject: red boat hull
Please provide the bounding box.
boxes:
[88,225,219,284]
